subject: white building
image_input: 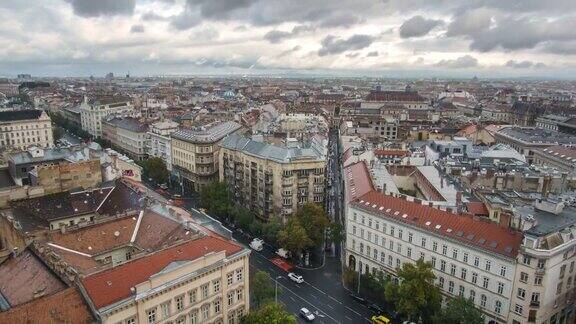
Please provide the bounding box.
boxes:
[146,120,178,171]
[0,110,53,150]
[343,161,524,324]
[79,96,134,138]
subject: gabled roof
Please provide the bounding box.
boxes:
[351,190,523,258]
[81,235,244,309]
[344,161,375,202]
[0,110,43,122]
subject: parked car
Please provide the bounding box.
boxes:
[276,248,291,259]
[371,315,390,324]
[249,238,264,251]
[288,272,304,284]
[299,308,315,322]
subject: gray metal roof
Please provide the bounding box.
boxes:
[220,134,327,163]
[172,121,242,144]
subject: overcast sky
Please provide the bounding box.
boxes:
[2,0,576,78]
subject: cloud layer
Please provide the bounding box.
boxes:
[0,0,574,77]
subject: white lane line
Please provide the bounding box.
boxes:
[326,304,335,310]
[345,316,352,321]
[345,306,363,317]
[289,296,295,302]
[311,294,318,299]
[274,279,341,324]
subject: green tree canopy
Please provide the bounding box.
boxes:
[251,270,277,308]
[198,182,232,218]
[294,203,329,246]
[277,217,313,259]
[384,258,441,322]
[326,222,344,245]
[240,302,296,324]
[433,296,485,324]
[143,157,169,185]
[261,215,283,246]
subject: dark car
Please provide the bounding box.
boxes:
[349,294,367,304]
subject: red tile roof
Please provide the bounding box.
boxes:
[351,191,523,258]
[466,201,489,217]
[344,161,375,202]
[81,235,244,309]
[366,91,425,102]
[374,149,409,158]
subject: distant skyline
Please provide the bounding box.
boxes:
[2,0,576,78]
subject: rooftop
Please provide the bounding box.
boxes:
[104,117,149,133]
[172,121,242,143]
[344,161,375,202]
[352,190,523,259]
[0,110,43,122]
[366,90,426,102]
[220,133,327,163]
[81,235,244,309]
[497,127,576,145]
[516,204,576,237]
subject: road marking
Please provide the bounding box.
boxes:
[326,304,334,310]
[345,306,363,317]
[345,316,352,321]
[274,279,341,324]
[255,258,262,264]
[289,296,295,302]
[311,294,318,299]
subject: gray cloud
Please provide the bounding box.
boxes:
[191,26,220,41]
[263,25,314,43]
[185,0,255,19]
[142,11,170,21]
[67,0,135,17]
[399,15,443,38]
[319,13,362,28]
[318,34,376,56]
[435,55,478,68]
[446,8,494,37]
[130,24,145,33]
[505,60,546,69]
[277,45,302,58]
[544,41,576,55]
[366,51,379,57]
[345,53,360,58]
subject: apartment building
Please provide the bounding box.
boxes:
[0,110,53,150]
[79,96,134,138]
[494,127,576,164]
[102,117,149,161]
[146,120,178,171]
[171,121,242,193]
[365,90,429,109]
[507,201,576,324]
[219,134,326,219]
[81,235,250,324]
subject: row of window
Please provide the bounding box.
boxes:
[351,213,509,277]
[437,276,503,314]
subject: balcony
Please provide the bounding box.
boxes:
[530,300,540,308]
[535,267,546,274]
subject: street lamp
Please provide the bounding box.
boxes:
[274,276,282,303]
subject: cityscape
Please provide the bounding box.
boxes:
[0,1,576,324]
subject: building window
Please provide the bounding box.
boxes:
[450,264,456,275]
[431,257,436,268]
[237,289,243,301]
[520,272,528,283]
[517,288,526,299]
[534,275,542,285]
[201,284,209,299]
[494,300,502,314]
[396,259,400,268]
[469,289,476,302]
[442,245,447,255]
[228,292,234,306]
[189,310,198,324]
[407,247,412,259]
[522,254,531,265]
[485,260,491,271]
[161,302,171,319]
[440,260,446,272]
[514,304,523,315]
[448,281,454,294]
[537,259,546,269]
[213,279,221,293]
[461,268,467,280]
[482,277,489,289]
[214,299,221,314]
[408,232,413,243]
[497,282,504,295]
[472,273,478,285]
[452,248,458,259]
[500,265,507,277]
[459,285,465,296]
[125,317,136,324]
[438,276,445,288]
[227,272,234,286]
[480,294,487,308]
[421,237,426,247]
[201,304,209,320]
[432,242,438,252]
[419,252,425,260]
[147,308,157,324]
[463,252,469,263]
[396,243,402,254]
[398,229,403,239]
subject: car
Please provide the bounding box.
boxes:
[350,294,367,304]
[299,308,315,322]
[288,272,304,284]
[249,238,264,251]
[371,315,390,324]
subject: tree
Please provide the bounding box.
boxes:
[261,215,283,246]
[252,270,276,308]
[326,222,343,245]
[143,157,170,185]
[384,258,441,322]
[198,182,231,219]
[433,296,485,324]
[240,302,296,324]
[277,217,313,259]
[294,203,329,246]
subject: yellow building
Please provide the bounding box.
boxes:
[171,122,242,193]
[219,134,327,220]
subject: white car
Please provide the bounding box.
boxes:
[249,238,264,251]
[288,272,304,284]
[300,308,315,321]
